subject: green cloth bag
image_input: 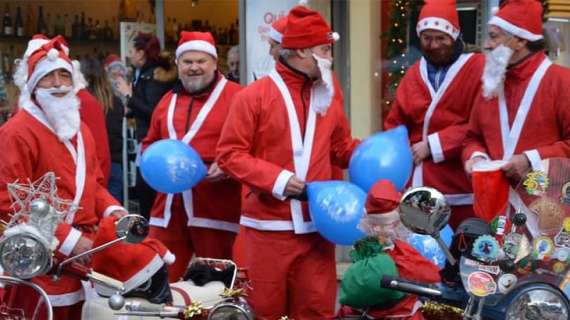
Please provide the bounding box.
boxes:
[339,237,406,308]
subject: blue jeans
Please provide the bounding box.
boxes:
[108,162,124,203]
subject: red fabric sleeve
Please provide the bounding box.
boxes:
[462,100,489,164]
[435,123,470,160]
[78,90,111,186]
[216,90,292,194]
[330,81,359,168]
[389,240,441,284]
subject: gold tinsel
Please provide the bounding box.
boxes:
[183,301,204,319]
[422,301,464,320]
[220,287,247,298]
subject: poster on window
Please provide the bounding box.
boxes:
[244,0,298,84]
[120,22,157,63]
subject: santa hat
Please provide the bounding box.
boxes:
[91,216,176,296]
[269,16,288,43]
[416,0,460,40]
[13,35,86,110]
[489,0,543,41]
[175,31,217,60]
[103,54,123,70]
[364,180,402,225]
[281,5,339,49]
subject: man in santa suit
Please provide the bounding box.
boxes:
[384,0,485,229]
[0,35,128,319]
[463,0,570,208]
[216,5,358,319]
[143,31,242,282]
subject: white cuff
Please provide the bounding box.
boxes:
[470,151,490,161]
[59,228,82,256]
[272,170,295,201]
[427,133,444,163]
[524,149,543,171]
[102,205,127,218]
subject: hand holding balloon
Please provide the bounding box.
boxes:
[140,139,207,194]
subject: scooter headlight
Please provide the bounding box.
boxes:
[0,232,51,279]
[506,288,569,320]
[207,298,254,320]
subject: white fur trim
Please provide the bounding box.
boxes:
[329,32,340,42]
[523,149,543,172]
[417,17,460,40]
[27,57,72,92]
[176,40,217,59]
[240,216,294,231]
[102,205,127,218]
[163,250,176,265]
[427,133,444,163]
[95,254,164,296]
[189,217,241,233]
[58,227,82,256]
[489,16,543,41]
[365,209,400,225]
[48,288,85,307]
[470,151,490,161]
[272,170,295,201]
[445,193,474,205]
[269,26,283,43]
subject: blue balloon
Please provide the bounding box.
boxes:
[349,125,413,192]
[407,224,454,269]
[140,139,207,194]
[307,181,366,246]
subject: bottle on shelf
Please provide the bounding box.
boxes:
[93,19,101,40]
[54,13,65,37]
[72,14,80,40]
[80,12,86,40]
[3,4,13,37]
[14,6,23,37]
[45,13,52,36]
[64,14,72,38]
[172,18,179,42]
[103,20,112,41]
[25,4,35,38]
[37,6,47,35]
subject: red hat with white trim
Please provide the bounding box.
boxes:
[489,0,543,41]
[91,216,176,296]
[364,180,402,225]
[176,31,217,60]
[269,16,288,43]
[416,0,460,40]
[281,5,339,49]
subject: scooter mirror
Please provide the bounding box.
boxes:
[116,215,149,244]
[399,187,450,235]
[399,187,457,265]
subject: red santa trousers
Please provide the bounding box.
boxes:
[149,204,236,282]
[3,283,83,320]
[244,228,337,320]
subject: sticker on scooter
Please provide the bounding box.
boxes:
[533,236,555,260]
[472,235,500,263]
[524,171,549,196]
[554,217,570,249]
[561,182,570,204]
[498,273,517,294]
[467,271,497,297]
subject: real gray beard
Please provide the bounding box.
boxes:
[36,87,81,141]
[482,45,514,99]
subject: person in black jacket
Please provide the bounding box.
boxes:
[116,33,177,218]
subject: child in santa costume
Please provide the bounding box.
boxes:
[339,180,441,319]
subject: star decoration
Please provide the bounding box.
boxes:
[6,172,73,228]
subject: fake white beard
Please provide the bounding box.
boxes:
[35,86,81,141]
[312,54,335,116]
[482,45,514,100]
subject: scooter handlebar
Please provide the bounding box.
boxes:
[381,276,443,298]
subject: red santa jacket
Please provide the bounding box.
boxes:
[385,53,484,206]
[78,89,111,186]
[143,74,243,233]
[0,106,124,302]
[216,62,358,234]
[463,52,570,168]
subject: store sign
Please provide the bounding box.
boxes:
[120,22,157,63]
[244,0,297,84]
